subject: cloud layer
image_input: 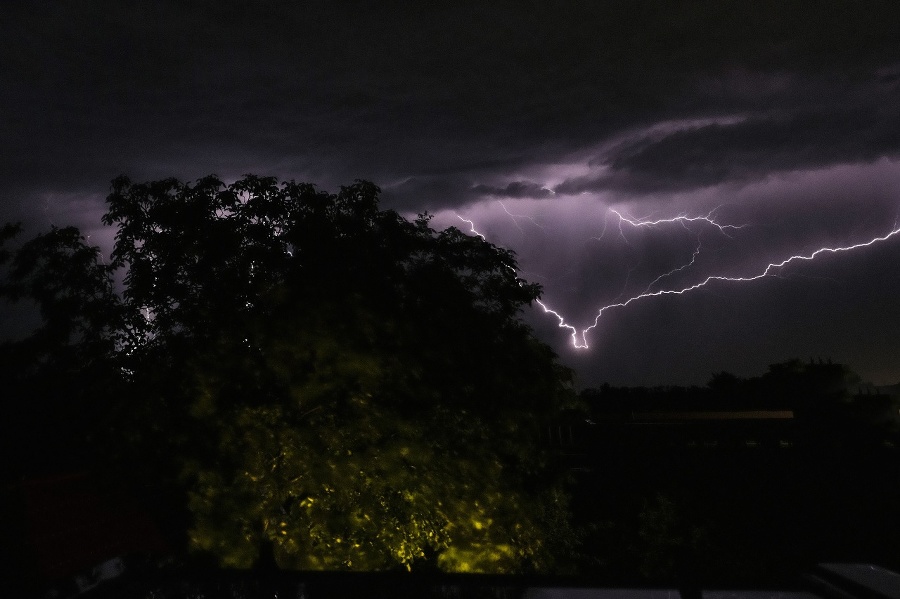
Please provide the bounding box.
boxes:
[3,1,900,385]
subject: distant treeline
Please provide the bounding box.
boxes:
[560,360,900,581]
[577,359,899,428]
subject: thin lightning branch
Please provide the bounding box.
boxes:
[611,206,742,297]
[535,298,580,343]
[616,212,630,244]
[499,201,524,234]
[610,206,746,237]
[456,215,486,240]
[590,212,611,242]
[613,265,638,302]
[456,209,900,352]
[640,224,703,294]
[498,200,545,233]
[600,207,734,299]
[570,222,900,348]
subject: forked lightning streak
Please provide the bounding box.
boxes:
[459,210,900,350]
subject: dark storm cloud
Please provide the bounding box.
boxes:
[472,181,555,199]
[6,0,899,214]
[581,112,900,195]
[380,175,483,214]
[551,66,900,196]
[3,0,900,385]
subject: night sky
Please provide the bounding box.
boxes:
[3,1,900,387]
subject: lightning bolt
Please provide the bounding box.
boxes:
[459,208,900,351]
[609,206,746,237]
[552,221,900,348]
[613,265,639,302]
[589,212,611,242]
[597,206,729,297]
[642,240,699,294]
[638,221,703,294]
[498,200,545,233]
[456,215,486,240]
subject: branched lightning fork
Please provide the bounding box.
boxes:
[610,206,746,237]
[559,220,900,348]
[498,200,545,233]
[460,208,900,351]
[639,221,703,294]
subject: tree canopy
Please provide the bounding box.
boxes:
[1,176,576,573]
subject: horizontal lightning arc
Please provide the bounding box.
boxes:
[609,206,747,236]
[544,221,900,349]
[455,208,899,351]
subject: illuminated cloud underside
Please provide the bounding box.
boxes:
[446,154,900,374]
[534,214,900,349]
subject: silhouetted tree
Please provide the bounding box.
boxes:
[0,225,126,480]
[707,371,740,395]
[2,175,577,573]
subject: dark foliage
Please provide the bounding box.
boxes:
[2,175,577,578]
